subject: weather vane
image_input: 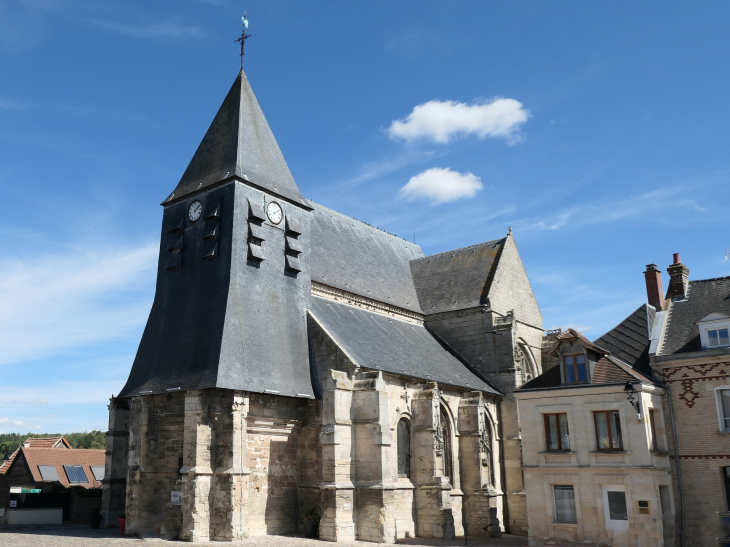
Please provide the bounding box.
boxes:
[235,13,251,71]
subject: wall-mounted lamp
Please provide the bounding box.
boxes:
[624,381,642,421]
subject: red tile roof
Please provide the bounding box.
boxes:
[21,448,105,488]
[0,436,71,474]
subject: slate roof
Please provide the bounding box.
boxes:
[163,70,307,208]
[661,276,730,355]
[410,239,505,314]
[310,203,425,313]
[593,304,655,375]
[309,297,499,394]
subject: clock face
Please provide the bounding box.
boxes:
[188,201,203,222]
[267,201,283,224]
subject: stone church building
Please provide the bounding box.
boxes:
[101,69,544,542]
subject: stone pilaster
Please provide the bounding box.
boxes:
[124,396,148,536]
[411,383,455,539]
[458,392,502,537]
[101,396,129,527]
[319,370,357,542]
[180,390,214,542]
[209,391,250,540]
[352,371,396,543]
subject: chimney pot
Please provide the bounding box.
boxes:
[673,253,681,264]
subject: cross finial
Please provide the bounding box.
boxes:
[234,13,251,71]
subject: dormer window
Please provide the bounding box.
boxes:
[698,313,730,349]
[563,354,587,384]
[709,328,730,348]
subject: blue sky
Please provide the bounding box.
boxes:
[2,1,730,434]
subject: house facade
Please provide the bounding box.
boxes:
[516,327,674,547]
[101,69,544,542]
[648,255,730,547]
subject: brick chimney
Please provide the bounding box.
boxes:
[665,253,690,300]
[643,264,666,311]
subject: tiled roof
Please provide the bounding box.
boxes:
[520,327,652,390]
[661,276,730,355]
[0,437,71,474]
[410,238,505,315]
[20,448,105,488]
[594,304,654,375]
[547,328,607,356]
[591,356,638,384]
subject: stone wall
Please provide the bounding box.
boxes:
[118,330,504,543]
[102,397,129,527]
[424,307,542,536]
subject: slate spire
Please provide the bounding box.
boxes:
[164,70,306,207]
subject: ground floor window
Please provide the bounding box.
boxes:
[554,485,577,523]
[606,491,628,520]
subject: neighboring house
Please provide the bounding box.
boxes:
[649,254,730,547]
[516,325,674,547]
[3,441,105,492]
[0,436,72,475]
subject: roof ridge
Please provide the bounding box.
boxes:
[310,201,420,247]
[412,237,506,262]
[689,275,730,284]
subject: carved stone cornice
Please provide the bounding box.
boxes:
[311,282,423,324]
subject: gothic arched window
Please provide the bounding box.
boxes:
[397,418,411,478]
[440,407,453,484]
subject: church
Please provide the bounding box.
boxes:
[100,68,544,542]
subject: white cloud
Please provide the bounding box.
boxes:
[0,415,41,429]
[386,98,530,144]
[399,167,483,205]
[522,184,710,232]
[0,242,157,365]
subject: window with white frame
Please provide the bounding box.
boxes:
[715,386,730,432]
[698,314,730,349]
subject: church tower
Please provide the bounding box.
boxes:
[120,70,314,399]
[103,70,317,540]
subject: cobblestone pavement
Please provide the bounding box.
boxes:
[0,527,531,547]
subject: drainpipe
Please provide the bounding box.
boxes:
[497,400,510,535]
[665,383,686,547]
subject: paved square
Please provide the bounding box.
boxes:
[0,527,530,547]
